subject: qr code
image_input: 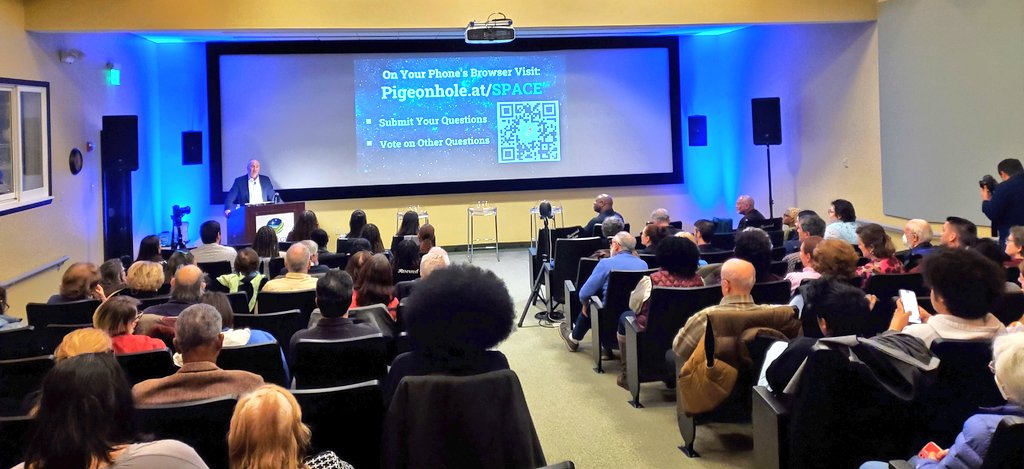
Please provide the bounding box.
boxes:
[496,101,561,164]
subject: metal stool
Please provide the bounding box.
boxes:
[467,202,499,262]
[395,206,429,231]
[529,201,565,249]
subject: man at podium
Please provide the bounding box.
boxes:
[224,159,276,216]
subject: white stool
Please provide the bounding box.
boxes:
[529,201,565,249]
[395,206,429,231]
[467,202,499,262]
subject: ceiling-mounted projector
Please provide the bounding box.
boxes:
[466,14,514,44]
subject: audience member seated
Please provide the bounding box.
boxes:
[735,194,766,230]
[735,227,781,283]
[133,304,264,405]
[615,236,704,387]
[163,292,280,367]
[784,236,824,294]
[940,216,978,249]
[638,224,669,255]
[163,250,195,285]
[1004,225,1024,267]
[397,247,451,300]
[391,239,421,278]
[359,223,385,255]
[782,214,826,270]
[902,218,938,268]
[396,210,420,238]
[693,219,725,254]
[290,270,379,358]
[124,261,164,299]
[94,296,166,355]
[791,239,862,319]
[345,250,372,285]
[559,232,648,352]
[100,258,127,297]
[48,261,106,304]
[216,247,266,311]
[888,248,1006,348]
[781,207,800,242]
[229,384,352,469]
[15,353,207,469]
[971,239,1022,293]
[190,220,237,264]
[136,234,165,263]
[143,265,205,317]
[310,228,331,256]
[859,333,1024,469]
[253,225,284,261]
[765,281,872,392]
[417,223,436,255]
[0,285,24,330]
[824,198,860,244]
[589,216,625,259]
[287,210,319,242]
[672,259,793,364]
[299,240,331,275]
[584,193,625,236]
[856,223,905,281]
[263,244,318,292]
[351,253,399,320]
[54,327,113,361]
[346,209,367,239]
[384,264,515,405]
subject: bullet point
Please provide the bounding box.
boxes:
[365,118,372,124]
[366,140,373,146]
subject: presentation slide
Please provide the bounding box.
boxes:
[213,41,678,199]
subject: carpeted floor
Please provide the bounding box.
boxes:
[451,248,753,469]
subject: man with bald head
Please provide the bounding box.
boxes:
[262,243,318,292]
[560,231,648,352]
[584,193,625,236]
[143,264,206,317]
[672,258,791,363]
[224,158,276,217]
[736,195,765,230]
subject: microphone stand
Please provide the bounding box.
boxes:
[519,214,555,327]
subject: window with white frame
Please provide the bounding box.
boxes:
[0,79,51,212]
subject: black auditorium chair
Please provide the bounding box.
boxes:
[292,334,388,389]
[993,292,1024,325]
[549,236,603,308]
[563,257,600,329]
[0,354,54,416]
[394,271,420,284]
[136,295,170,311]
[25,299,100,331]
[197,261,233,281]
[394,331,412,358]
[751,279,793,305]
[226,291,249,314]
[0,415,33,468]
[769,260,789,278]
[589,268,657,372]
[0,326,40,359]
[42,323,91,352]
[709,232,737,252]
[638,253,660,269]
[623,285,722,408]
[700,250,732,265]
[348,303,397,338]
[217,341,288,387]
[268,257,285,278]
[257,290,316,320]
[292,381,385,469]
[135,395,237,469]
[862,272,926,334]
[1007,266,1021,286]
[116,348,175,385]
[319,252,349,270]
[888,416,1024,469]
[232,310,302,358]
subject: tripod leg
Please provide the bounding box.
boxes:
[518,265,549,327]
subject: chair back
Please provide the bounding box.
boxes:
[639,253,660,269]
[292,381,384,469]
[710,231,737,251]
[550,237,603,305]
[0,326,40,360]
[26,299,100,330]
[0,355,54,417]
[993,292,1024,325]
[225,291,249,314]
[197,261,232,280]
[395,271,420,283]
[136,295,170,310]
[566,257,602,327]
[42,323,92,352]
[319,252,349,269]
[232,310,302,359]
[135,395,237,469]
[292,334,388,389]
[1007,266,1021,286]
[862,272,926,299]
[268,257,285,277]
[348,303,396,338]
[701,250,732,265]
[981,416,1024,469]
[257,289,316,325]
[636,285,722,381]
[914,338,1006,448]
[116,348,174,385]
[595,269,657,349]
[0,415,33,468]
[217,341,288,386]
[751,280,793,305]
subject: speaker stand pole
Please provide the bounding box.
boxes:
[765,144,775,219]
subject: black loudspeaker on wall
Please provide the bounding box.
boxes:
[182,131,202,165]
[101,115,138,261]
[100,115,139,171]
[687,115,707,147]
[751,97,782,146]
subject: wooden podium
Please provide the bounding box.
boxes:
[225,201,305,246]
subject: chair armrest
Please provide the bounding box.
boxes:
[888,461,914,469]
[753,385,789,469]
[564,279,577,294]
[590,296,604,310]
[565,280,580,326]
[625,316,642,405]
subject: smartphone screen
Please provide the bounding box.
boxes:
[900,289,921,324]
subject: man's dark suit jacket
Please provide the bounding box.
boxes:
[288,316,380,359]
[224,174,275,210]
[737,209,766,230]
[983,174,1024,245]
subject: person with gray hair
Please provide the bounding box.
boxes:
[560,231,648,353]
[262,242,318,292]
[736,194,765,230]
[782,214,827,272]
[396,247,451,300]
[584,193,625,236]
[650,208,671,226]
[132,303,264,405]
[601,216,625,238]
[142,264,206,317]
[299,239,330,275]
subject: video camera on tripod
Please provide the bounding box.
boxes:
[170,204,191,250]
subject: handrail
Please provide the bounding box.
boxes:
[0,256,69,289]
